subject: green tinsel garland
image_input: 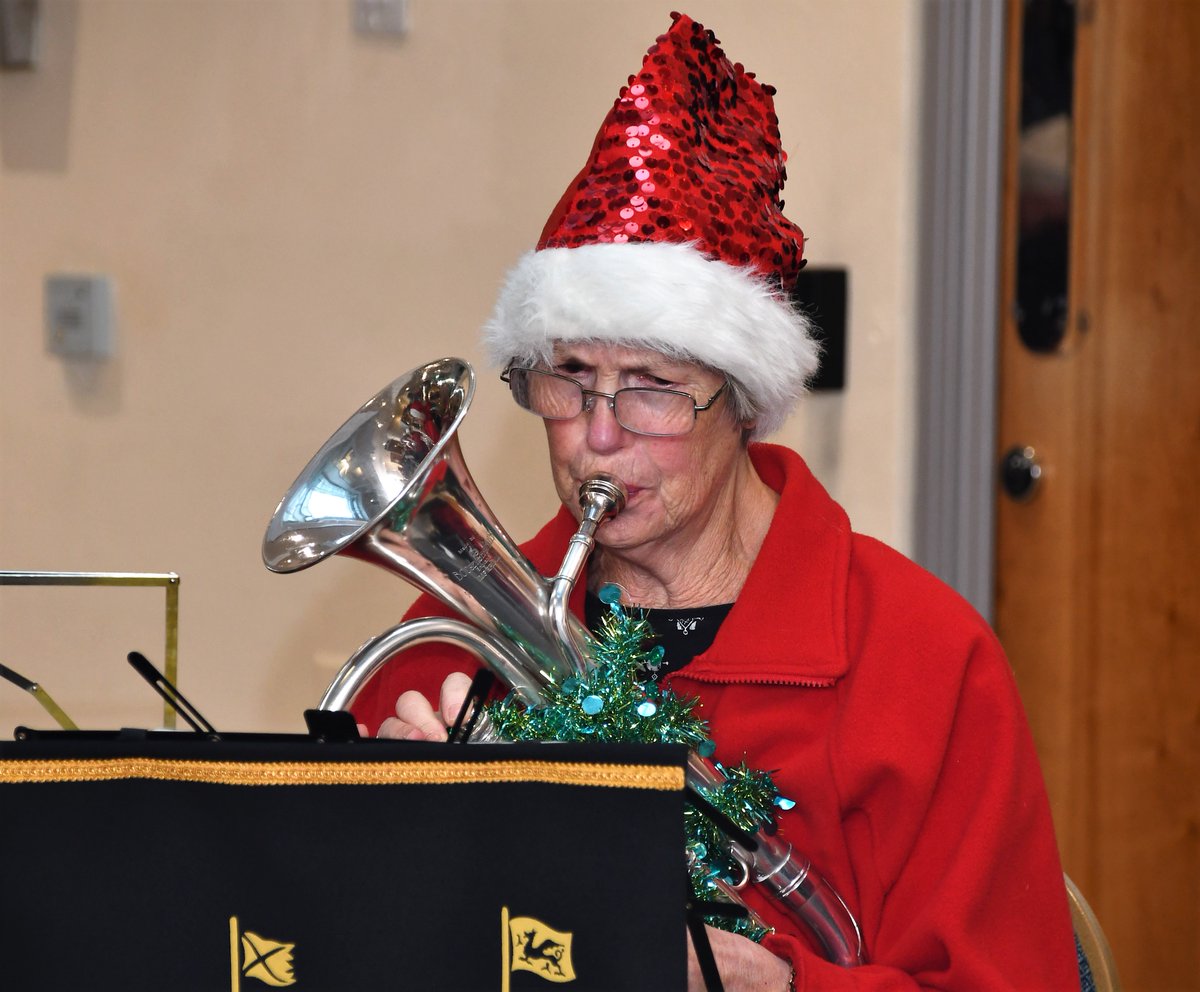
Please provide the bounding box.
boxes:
[486,584,795,942]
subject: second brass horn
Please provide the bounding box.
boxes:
[263,357,863,967]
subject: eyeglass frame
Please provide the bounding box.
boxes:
[500,364,730,437]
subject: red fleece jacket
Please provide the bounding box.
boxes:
[352,444,1079,991]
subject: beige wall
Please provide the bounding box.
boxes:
[0,0,919,733]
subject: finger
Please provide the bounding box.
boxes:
[376,716,415,740]
[439,672,475,728]
[393,689,448,741]
[380,714,441,742]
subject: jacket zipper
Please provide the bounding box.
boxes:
[668,671,838,690]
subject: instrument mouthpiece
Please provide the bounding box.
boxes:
[578,474,627,518]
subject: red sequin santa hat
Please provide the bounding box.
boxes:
[484,12,818,437]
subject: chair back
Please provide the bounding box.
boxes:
[1066,874,1121,992]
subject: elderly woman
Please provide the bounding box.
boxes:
[352,14,1078,992]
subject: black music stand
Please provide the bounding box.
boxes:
[0,733,687,991]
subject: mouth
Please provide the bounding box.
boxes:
[571,467,647,512]
[577,477,643,520]
[611,484,646,518]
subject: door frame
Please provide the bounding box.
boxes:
[912,0,1006,620]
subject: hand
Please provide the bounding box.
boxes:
[687,925,792,992]
[375,672,473,741]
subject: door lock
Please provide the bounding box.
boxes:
[1000,445,1043,502]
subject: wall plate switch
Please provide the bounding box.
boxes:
[45,274,115,359]
[0,0,41,69]
[353,0,407,38]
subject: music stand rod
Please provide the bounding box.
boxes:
[0,662,79,730]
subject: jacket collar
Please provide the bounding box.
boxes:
[692,444,851,684]
[521,443,852,685]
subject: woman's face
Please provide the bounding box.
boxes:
[539,341,748,558]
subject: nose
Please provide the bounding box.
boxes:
[581,391,626,452]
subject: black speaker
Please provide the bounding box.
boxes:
[792,267,848,391]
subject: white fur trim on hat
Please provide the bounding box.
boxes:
[482,242,819,438]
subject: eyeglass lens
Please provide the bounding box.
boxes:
[508,368,697,436]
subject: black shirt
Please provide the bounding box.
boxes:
[585,590,733,680]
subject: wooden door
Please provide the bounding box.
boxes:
[996,2,1200,990]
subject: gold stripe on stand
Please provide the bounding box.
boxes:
[0,757,686,791]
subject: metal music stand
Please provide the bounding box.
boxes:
[0,570,180,727]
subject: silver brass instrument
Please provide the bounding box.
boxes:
[263,357,863,967]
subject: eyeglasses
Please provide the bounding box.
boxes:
[501,366,729,437]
